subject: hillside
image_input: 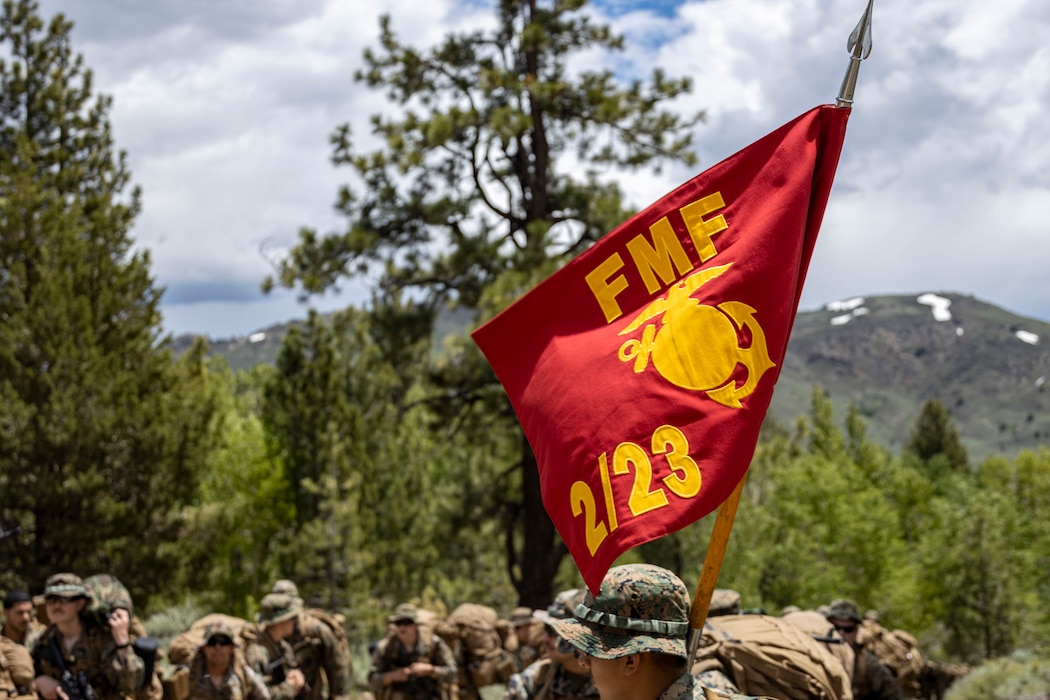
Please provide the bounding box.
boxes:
[174,292,1050,461]
[766,292,1049,461]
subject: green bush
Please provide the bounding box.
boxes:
[946,651,1050,700]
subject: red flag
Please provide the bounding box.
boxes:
[472,105,850,593]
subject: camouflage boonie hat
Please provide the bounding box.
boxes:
[388,603,418,624]
[271,579,300,598]
[203,619,238,646]
[549,564,690,660]
[509,606,534,627]
[44,573,87,600]
[708,589,742,617]
[825,599,861,623]
[534,589,584,623]
[257,593,302,626]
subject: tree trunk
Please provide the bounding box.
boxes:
[516,434,566,608]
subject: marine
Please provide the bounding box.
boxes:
[31,573,145,700]
[503,590,598,700]
[369,604,456,700]
[825,600,901,700]
[549,564,772,700]
[267,581,352,700]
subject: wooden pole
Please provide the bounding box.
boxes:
[686,473,747,666]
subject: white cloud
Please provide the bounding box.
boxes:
[29,0,1050,337]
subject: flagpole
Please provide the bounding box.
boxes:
[836,0,874,107]
[685,473,747,665]
[685,0,875,668]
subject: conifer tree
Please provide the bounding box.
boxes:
[0,0,216,601]
[266,0,701,606]
[905,398,969,477]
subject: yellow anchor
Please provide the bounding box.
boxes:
[616,263,776,409]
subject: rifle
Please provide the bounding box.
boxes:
[389,647,437,700]
[265,655,309,700]
[266,657,288,685]
[47,636,98,700]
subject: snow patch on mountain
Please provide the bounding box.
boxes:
[830,306,870,326]
[1015,330,1039,345]
[917,293,952,322]
[826,297,865,312]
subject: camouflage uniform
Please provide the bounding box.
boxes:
[268,580,352,700]
[825,600,901,700]
[369,605,456,700]
[505,591,595,700]
[187,620,270,700]
[31,573,145,700]
[550,565,772,700]
[245,594,306,700]
[503,658,598,700]
[852,650,901,700]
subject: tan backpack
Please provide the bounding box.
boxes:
[694,614,853,700]
[781,609,856,685]
[857,620,925,696]
[434,603,518,689]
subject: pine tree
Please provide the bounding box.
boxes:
[905,398,969,477]
[0,0,216,602]
[265,0,701,606]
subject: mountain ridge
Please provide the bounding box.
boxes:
[175,291,1050,462]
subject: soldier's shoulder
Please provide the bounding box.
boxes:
[520,658,552,681]
[28,624,58,652]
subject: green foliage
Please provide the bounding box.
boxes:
[173,362,289,618]
[141,600,207,656]
[264,0,702,606]
[0,0,218,604]
[944,652,1050,700]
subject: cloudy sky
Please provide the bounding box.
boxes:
[30,0,1050,339]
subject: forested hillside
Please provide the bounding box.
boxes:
[182,292,1050,461]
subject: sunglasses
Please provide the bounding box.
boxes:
[44,596,69,606]
[834,624,857,634]
[206,637,234,647]
[393,620,415,627]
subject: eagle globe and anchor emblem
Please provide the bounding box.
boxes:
[616,263,775,408]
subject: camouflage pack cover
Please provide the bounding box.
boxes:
[694,614,854,700]
[166,614,258,666]
[83,573,134,627]
[303,607,350,654]
[435,603,518,689]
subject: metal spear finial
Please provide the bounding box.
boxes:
[836,0,874,107]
